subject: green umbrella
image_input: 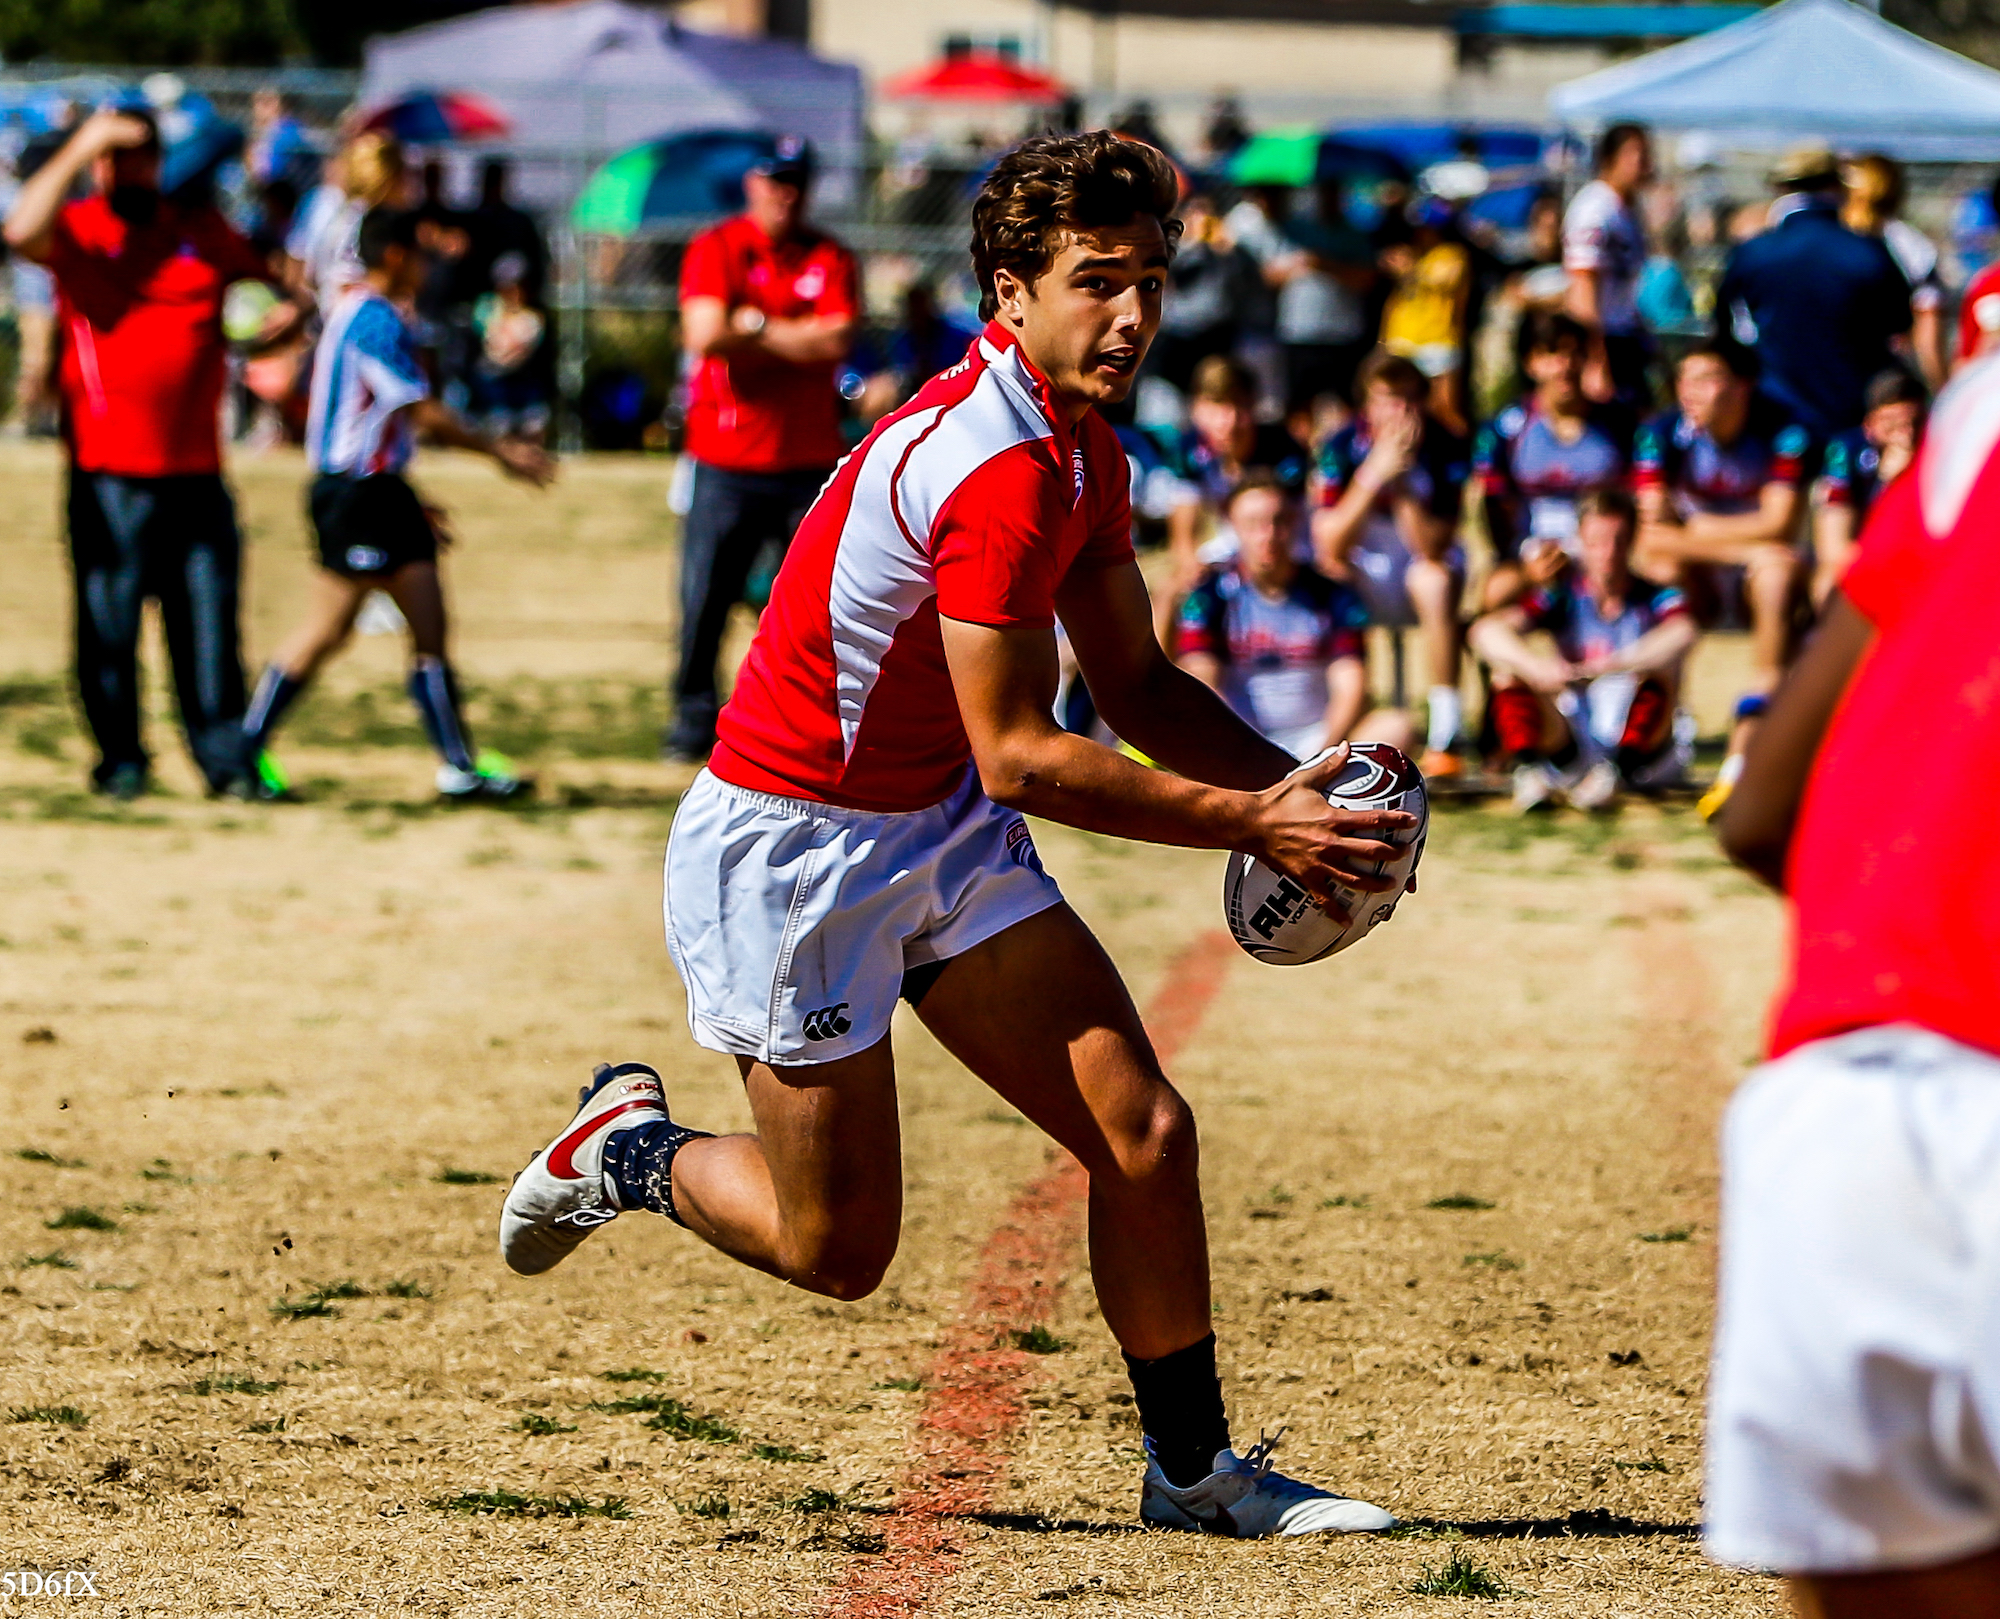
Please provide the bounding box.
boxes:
[571,130,778,236]
[1225,126,1323,189]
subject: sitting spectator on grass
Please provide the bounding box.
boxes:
[1475,310,1633,610]
[1156,353,1311,585]
[1176,474,1414,761]
[1812,366,1924,607]
[1632,336,1810,816]
[1471,489,1698,812]
[1311,350,1472,778]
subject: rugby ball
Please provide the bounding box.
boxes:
[1223,743,1428,966]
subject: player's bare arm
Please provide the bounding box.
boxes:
[3,109,153,260]
[408,398,556,486]
[1667,480,1801,562]
[1469,606,1575,694]
[1715,593,1874,890]
[941,580,1411,914]
[1588,612,1699,678]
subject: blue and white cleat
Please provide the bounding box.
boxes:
[1139,1432,1397,1537]
[500,1062,666,1276]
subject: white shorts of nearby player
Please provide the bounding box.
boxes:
[664,767,1063,1066]
[1707,1024,2000,1574]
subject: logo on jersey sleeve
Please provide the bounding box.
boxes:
[1072,447,1087,503]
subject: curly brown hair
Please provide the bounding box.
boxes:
[970,131,1182,320]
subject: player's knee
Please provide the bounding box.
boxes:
[1105,1091,1200,1192]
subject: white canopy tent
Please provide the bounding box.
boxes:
[1549,0,2000,159]
[361,1,863,207]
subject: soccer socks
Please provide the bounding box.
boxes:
[1426,686,1463,755]
[602,1120,715,1229]
[407,655,476,773]
[243,664,307,751]
[1125,1332,1232,1488]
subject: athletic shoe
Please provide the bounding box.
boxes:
[1698,752,1745,822]
[1140,1433,1396,1537]
[253,750,293,800]
[438,750,534,803]
[91,763,148,802]
[1567,759,1621,812]
[1418,749,1463,781]
[500,1062,667,1276]
[1511,762,1560,813]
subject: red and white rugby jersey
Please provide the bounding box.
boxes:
[709,321,1135,812]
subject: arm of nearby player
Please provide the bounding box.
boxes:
[682,294,856,364]
[1715,593,1874,890]
[1679,479,1801,555]
[5,110,149,261]
[1597,611,1699,678]
[1468,605,1572,693]
[939,600,1411,908]
[408,397,555,485]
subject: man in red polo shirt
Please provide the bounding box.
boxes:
[5,106,294,799]
[665,135,858,761]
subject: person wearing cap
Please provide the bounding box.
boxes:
[4,105,298,801]
[667,136,859,761]
[1716,147,1912,439]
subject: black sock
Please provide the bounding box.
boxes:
[602,1119,714,1228]
[243,664,307,752]
[407,655,476,772]
[1124,1332,1230,1488]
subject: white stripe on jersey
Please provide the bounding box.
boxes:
[1922,349,2000,539]
[827,337,1051,758]
[307,290,428,477]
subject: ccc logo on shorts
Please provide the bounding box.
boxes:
[802,1002,852,1041]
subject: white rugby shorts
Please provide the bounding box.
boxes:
[1707,1024,2000,1574]
[663,767,1063,1066]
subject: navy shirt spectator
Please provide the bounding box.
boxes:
[1718,149,1912,436]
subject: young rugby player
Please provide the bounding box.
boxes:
[1474,311,1632,610]
[1470,489,1696,811]
[502,133,1412,1536]
[1176,473,1414,760]
[1709,354,2000,1619]
[1810,367,1924,608]
[1631,337,1810,816]
[1311,351,1472,777]
[242,208,554,801]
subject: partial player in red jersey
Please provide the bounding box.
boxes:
[503,133,1414,1537]
[1709,354,2000,1616]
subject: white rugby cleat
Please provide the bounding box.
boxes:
[1139,1432,1397,1537]
[500,1062,667,1276]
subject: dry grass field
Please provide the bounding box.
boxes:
[0,444,1785,1616]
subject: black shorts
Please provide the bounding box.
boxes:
[309,473,437,578]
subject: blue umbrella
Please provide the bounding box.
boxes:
[572,130,779,233]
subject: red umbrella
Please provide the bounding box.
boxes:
[884,54,1069,105]
[362,90,511,144]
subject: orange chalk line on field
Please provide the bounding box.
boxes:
[820,929,1239,1619]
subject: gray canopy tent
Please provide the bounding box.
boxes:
[1549,0,2000,159]
[360,1,864,207]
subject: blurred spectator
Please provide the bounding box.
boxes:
[1219,185,1289,415]
[1476,310,1633,609]
[1635,190,1699,337]
[411,159,472,401]
[245,88,313,189]
[5,123,69,437]
[1471,488,1697,812]
[1312,350,1472,776]
[1717,147,1911,438]
[1110,102,1172,160]
[1498,191,1572,396]
[1633,337,1810,809]
[5,107,296,799]
[287,130,405,310]
[1812,366,1925,607]
[1841,154,1946,392]
[1380,195,1473,433]
[1957,178,2000,368]
[851,278,980,425]
[465,158,546,308]
[248,176,297,265]
[471,251,551,444]
[1154,354,1310,611]
[1563,123,1653,405]
[1147,194,1260,395]
[668,136,857,761]
[1228,182,1375,421]
[1201,96,1251,165]
[1176,473,1413,760]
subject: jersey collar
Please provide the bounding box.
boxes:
[977,320,1074,451]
